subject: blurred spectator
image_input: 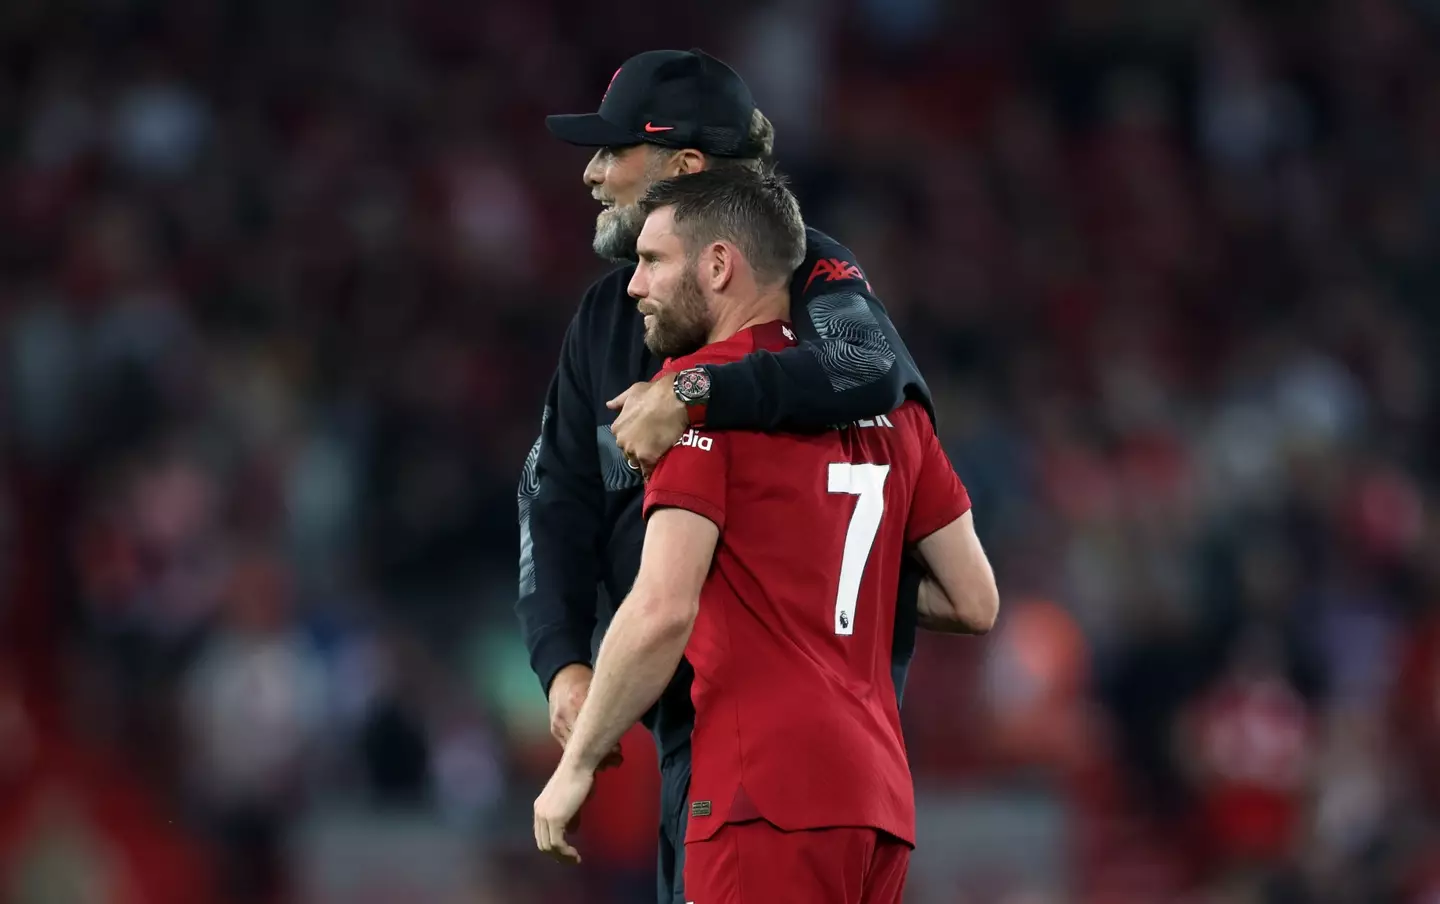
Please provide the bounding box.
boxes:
[181,547,327,903]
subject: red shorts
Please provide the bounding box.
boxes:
[683,820,910,904]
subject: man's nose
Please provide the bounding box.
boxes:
[583,150,606,188]
[627,268,646,299]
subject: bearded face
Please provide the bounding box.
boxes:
[638,260,712,359]
[588,146,673,262]
[593,198,648,262]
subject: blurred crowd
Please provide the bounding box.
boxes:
[3,0,1440,902]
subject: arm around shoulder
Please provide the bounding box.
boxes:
[702,238,926,432]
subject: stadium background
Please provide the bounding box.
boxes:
[3,0,1440,901]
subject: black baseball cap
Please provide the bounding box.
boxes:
[546,49,759,158]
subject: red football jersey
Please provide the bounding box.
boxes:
[642,321,972,847]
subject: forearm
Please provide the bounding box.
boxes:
[703,285,927,432]
[560,594,695,771]
[518,298,606,691]
[705,347,911,432]
[517,418,602,692]
[917,575,971,633]
[517,497,600,693]
[916,574,996,635]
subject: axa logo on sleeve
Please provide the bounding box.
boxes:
[675,429,713,451]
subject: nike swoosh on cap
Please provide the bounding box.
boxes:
[644,122,675,132]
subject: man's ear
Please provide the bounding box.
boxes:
[703,242,735,292]
[668,149,707,176]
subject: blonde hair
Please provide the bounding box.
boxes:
[709,108,775,174]
[746,108,775,162]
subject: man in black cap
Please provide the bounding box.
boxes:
[518,48,935,904]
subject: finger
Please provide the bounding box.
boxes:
[538,816,580,865]
[612,406,638,437]
[546,825,580,865]
[606,383,641,410]
[637,444,664,473]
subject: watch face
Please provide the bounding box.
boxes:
[676,368,710,403]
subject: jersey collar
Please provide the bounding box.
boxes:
[664,320,797,370]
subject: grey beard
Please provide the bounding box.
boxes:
[592,204,647,263]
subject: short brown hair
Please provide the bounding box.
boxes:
[640,168,805,286]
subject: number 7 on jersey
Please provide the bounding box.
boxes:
[827,463,891,635]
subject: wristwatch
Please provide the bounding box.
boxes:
[673,366,711,427]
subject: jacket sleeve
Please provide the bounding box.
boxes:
[701,240,931,431]
[516,305,604,696]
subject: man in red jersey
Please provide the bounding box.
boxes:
[534,168,999,903]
